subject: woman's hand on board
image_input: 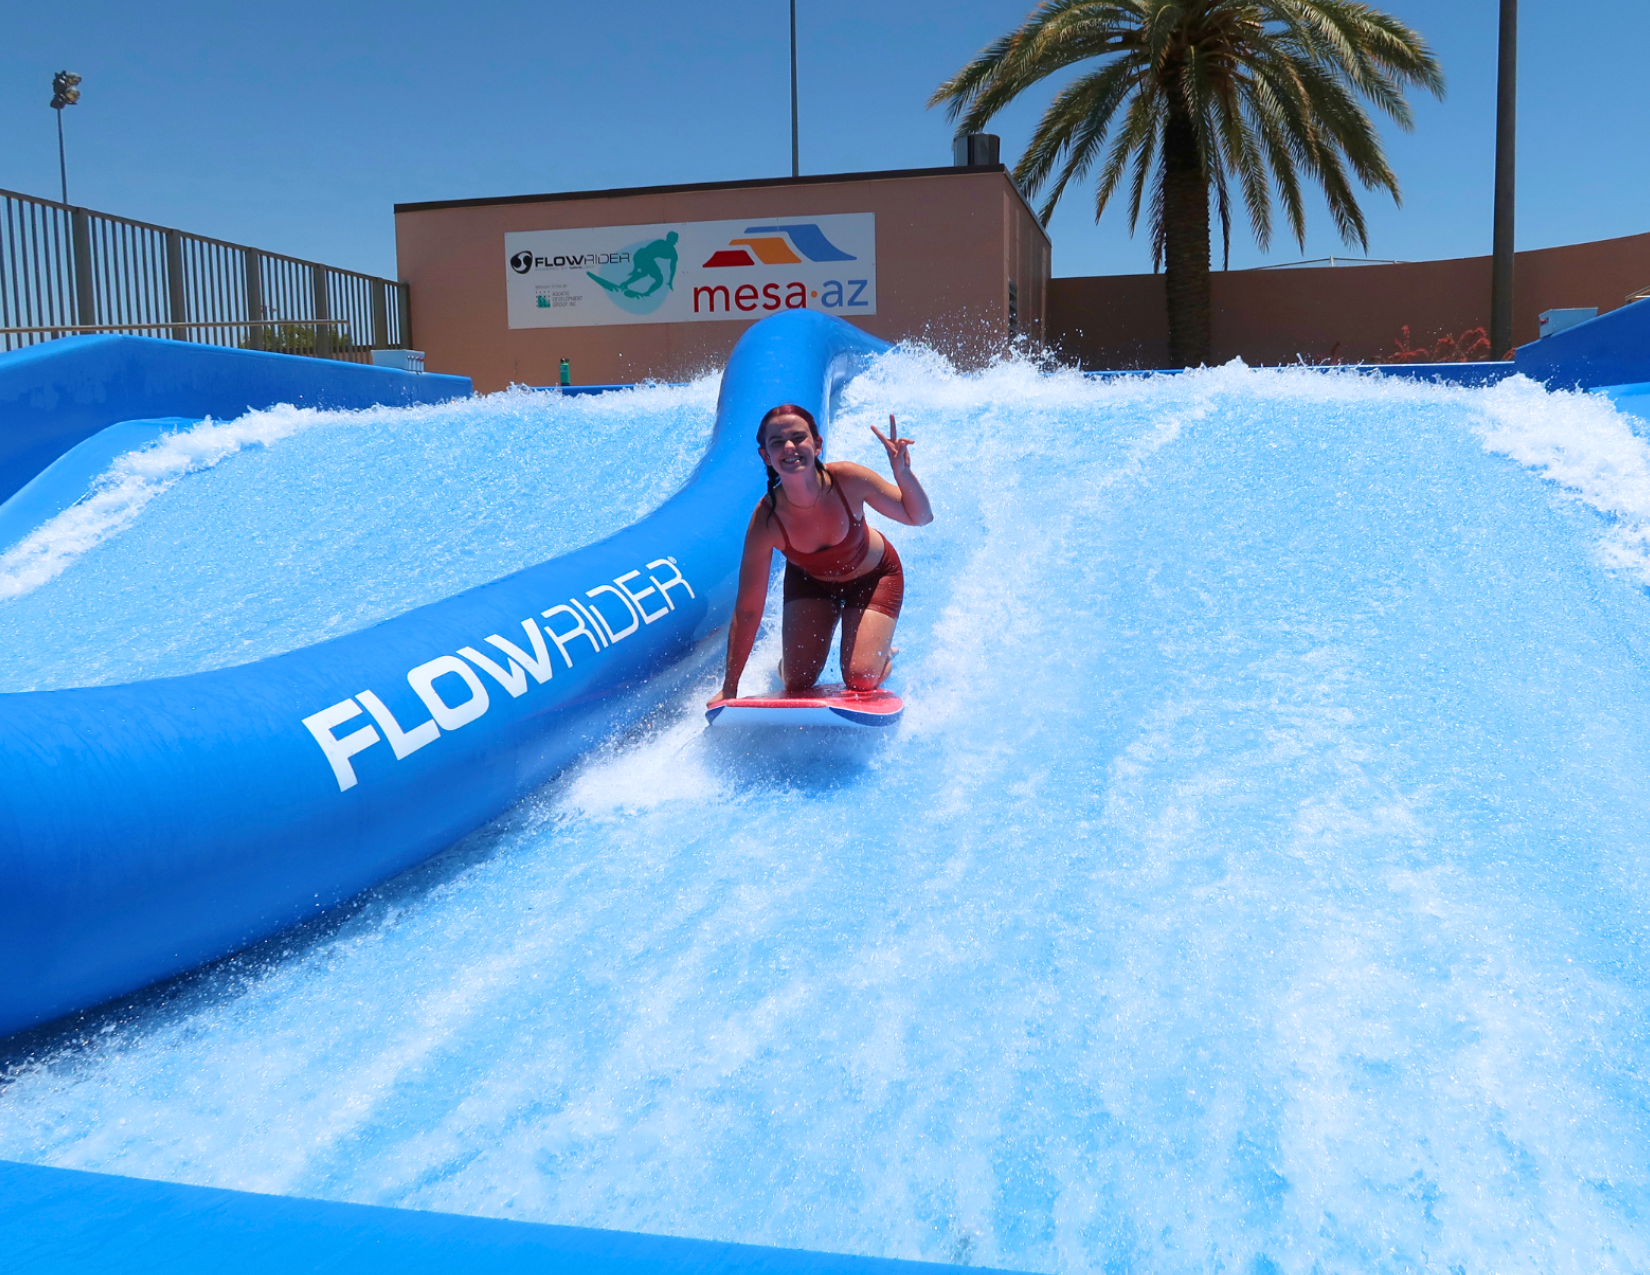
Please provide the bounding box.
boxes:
[872,414,915,475]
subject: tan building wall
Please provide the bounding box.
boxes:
[1049,230,1650,369]
[395,167,1050,391]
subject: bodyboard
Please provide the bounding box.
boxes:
[705,685,903,729]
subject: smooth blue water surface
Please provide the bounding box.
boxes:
[3,353,1650,1274]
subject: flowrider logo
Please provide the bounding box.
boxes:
[301,557,695,792]
[505,213,875,329]
[583,231,678,316]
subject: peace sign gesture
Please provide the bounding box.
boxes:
[871,414,915,475]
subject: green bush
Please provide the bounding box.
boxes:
[240,323,357,356]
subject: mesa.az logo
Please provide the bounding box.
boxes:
[701,224,856,269]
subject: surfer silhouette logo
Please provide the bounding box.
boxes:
[509,250,533,274]
[590,231,678,300]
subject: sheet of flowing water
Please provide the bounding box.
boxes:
[5,353,1650,1274]
[0,380,717,690]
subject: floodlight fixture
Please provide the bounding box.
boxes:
[50,71,82,205]
[50,70,82,110]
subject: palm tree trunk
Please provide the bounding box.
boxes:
[1161,106,1212,367]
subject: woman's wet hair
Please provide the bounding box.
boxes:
[757,403,827,516]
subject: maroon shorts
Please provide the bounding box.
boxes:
[784,538,903,620]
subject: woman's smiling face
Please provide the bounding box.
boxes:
[759,414,820,476]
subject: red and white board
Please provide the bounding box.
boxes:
[705,685,904,729]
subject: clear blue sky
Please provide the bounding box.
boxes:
[4,1,1646,282]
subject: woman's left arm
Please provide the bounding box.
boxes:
[847,416,934,526]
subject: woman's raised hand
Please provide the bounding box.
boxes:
[872,414,915,474]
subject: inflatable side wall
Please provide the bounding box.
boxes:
[0,335,472,503]
[0,311,889,1038]
[0,1158,1014,1275]
[1513,297,1650,389]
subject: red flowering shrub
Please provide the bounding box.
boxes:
[1386,324,1500,363]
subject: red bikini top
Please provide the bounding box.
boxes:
[771,477,873,580]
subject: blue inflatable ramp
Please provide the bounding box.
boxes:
[0,1159,1021,1275]
[0,335,471,504]
[0,312,886,1038]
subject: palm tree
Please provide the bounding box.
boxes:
[931,1,1443,366]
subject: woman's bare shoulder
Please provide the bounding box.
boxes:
[826,461,880,488]
[744,496,781,541]
[827,461,898,502]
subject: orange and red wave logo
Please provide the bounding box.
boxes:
[701,224,857,269]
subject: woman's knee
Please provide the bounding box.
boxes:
[782,645,828,693]
[785,669,821,694]
[843,648,890,690]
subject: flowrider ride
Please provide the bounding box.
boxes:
[0,311,888,1038]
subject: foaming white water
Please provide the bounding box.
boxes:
[1472,376,1650,582]
[0,380,716,691]
[0,407,321,601]
[4,352,1650,1273]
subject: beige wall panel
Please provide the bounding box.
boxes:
[396,169,1051,391]
[1049,230,1650,370]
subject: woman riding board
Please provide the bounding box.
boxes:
[707,403,933,709]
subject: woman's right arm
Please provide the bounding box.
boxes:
[709,509,778,707]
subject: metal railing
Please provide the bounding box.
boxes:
[0,186,410,361]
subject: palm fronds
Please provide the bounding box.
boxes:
[930,0,1444,265]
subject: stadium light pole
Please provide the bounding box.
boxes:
[1490,0,1517,357]
[789,0,800,177]
[50,71,82,206]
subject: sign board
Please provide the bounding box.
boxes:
[505,213,875,329]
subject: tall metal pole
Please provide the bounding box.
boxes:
[50,72,82,207]
[1490,0,1518,357]
[789,0,799,178]
[56,109,68,205]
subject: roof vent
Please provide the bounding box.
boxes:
[952,133,1000,168]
